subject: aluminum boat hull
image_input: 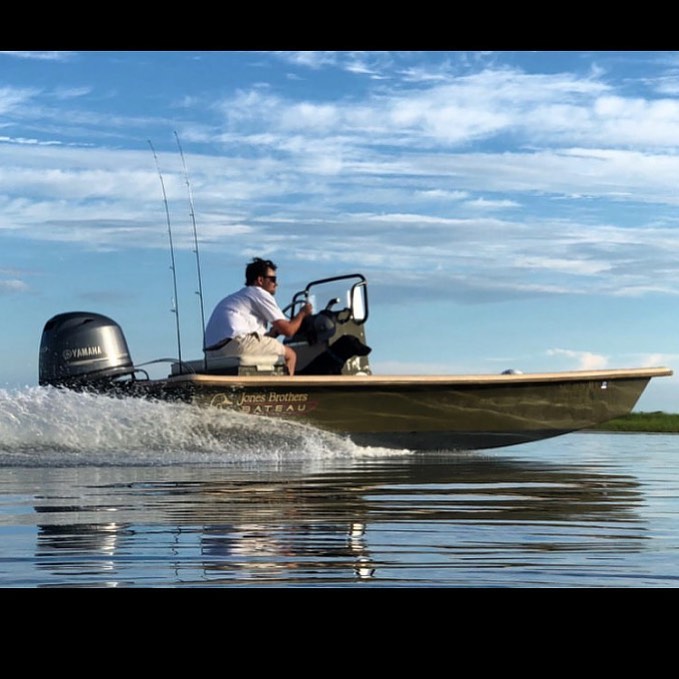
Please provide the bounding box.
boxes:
[136,367,670,451]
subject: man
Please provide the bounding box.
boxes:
[203,257,313,376]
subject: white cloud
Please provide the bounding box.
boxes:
[547,348,609,370]
[464,198,520,210]
[0,279,29,293]
[211,65,679,158]
[272,51,393,77]
[0,86,39,115]
[0,51,75,61]
[639,353,679,366]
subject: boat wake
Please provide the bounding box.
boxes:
[0,386,401,467]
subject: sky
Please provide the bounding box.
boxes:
[1,50,679,411]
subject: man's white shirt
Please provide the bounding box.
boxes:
[204,286,286,347]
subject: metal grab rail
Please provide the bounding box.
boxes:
[282,273,368,324]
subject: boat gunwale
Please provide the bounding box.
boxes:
[150,366,673,388]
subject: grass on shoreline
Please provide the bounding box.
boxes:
[593,411,679,432]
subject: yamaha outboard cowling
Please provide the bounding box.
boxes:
[39,312,135,387]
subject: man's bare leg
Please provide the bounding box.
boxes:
[284,346,297,376]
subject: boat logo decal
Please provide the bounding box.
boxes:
[209,391,318,416]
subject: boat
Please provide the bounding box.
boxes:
[37,272,673,451]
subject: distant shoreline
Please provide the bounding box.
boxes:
[592,412,679,433]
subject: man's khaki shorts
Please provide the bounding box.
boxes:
[206,333,285,358]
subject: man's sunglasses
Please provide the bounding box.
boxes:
[263,275,277,284]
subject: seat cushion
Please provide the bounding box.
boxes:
[171,354,284,376]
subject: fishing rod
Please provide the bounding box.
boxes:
[148,139,184,372]
[174,131,207,369]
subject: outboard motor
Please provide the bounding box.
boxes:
[39,312,135,388]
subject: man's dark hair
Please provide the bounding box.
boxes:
[245,257,277,285]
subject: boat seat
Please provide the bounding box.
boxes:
[170,354,286,376]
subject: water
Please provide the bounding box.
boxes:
[1,386,678,587]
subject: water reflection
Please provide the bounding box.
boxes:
[10,450,647,587]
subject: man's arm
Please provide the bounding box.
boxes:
[270,303,313,338]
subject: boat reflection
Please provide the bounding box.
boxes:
[28,451,645,585]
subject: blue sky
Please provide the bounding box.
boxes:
[1,50,679,410]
